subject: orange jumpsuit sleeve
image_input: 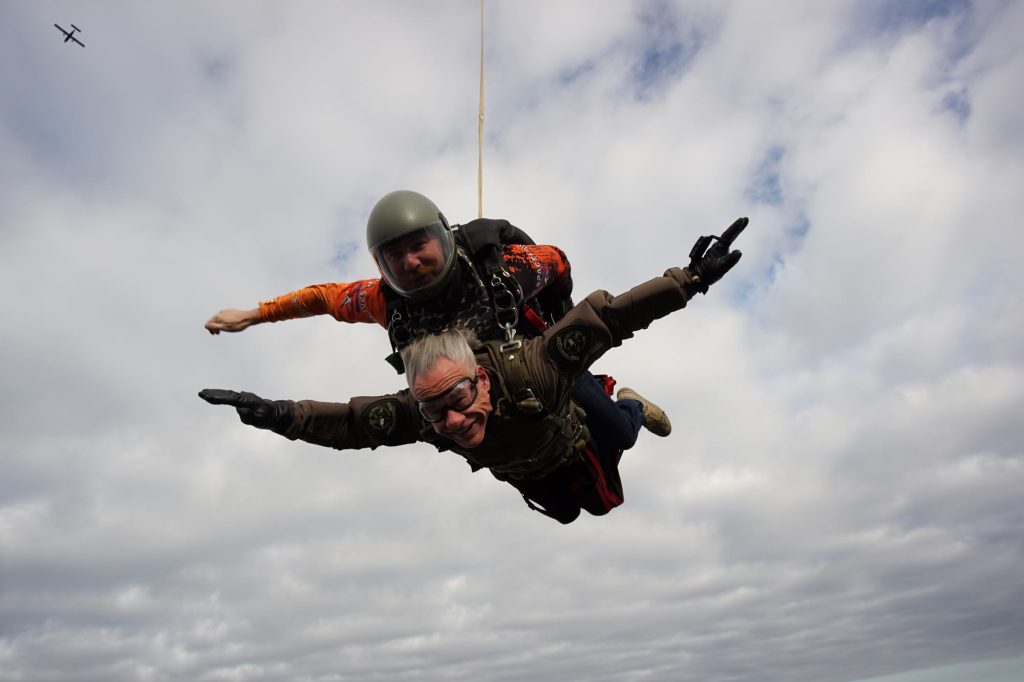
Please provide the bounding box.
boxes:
[257,279,389,328]
[500,244,572,299]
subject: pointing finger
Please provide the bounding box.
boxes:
[199,389,244,406]
[719,217,749,247]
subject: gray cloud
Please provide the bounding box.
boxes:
[2,1,1023,681]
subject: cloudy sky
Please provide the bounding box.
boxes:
[2,1,1023,680]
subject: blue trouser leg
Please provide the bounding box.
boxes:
[570,371,645,510]
[570,371,644,452]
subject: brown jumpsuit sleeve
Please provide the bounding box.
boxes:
[281,390,423,451]
[536,267,698,379]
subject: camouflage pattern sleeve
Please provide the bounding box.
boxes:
[257,279,388,327]
[283,390,423,451]
[501,244,573,300]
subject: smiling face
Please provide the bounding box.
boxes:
[411,356,493,449]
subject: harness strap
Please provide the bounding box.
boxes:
[485,340,542,413]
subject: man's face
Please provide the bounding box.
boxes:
[412,357,493,449]
[378,230,446,292]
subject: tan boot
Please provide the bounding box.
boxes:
[617,387,672,437]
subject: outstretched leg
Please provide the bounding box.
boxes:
[571,371,644,451]
[616,387,672,437]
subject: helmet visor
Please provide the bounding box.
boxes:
[373,221,455,298]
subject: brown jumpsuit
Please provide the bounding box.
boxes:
[279,267,698,523]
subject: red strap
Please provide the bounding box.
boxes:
[522,305,547,333]
[580,446,623,509]
[591,374,617,396]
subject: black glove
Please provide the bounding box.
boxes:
[685,217,748,294]
[199,388,293,434]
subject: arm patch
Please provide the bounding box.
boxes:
[361,398,402,439]
[548,324,594,371]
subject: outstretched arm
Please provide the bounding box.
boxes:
[204,279,389,335]
[537,217,748,376]
[199,387,423,451]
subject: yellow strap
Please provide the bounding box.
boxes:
[477,0,485,219]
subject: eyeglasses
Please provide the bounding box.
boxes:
[417,376,479,422]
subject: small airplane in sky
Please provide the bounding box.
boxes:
[54,23,85,47]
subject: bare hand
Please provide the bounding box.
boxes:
[205,308,260,335]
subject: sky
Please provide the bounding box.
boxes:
[1,1,1023,681]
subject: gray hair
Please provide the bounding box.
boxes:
[400,327,478,390]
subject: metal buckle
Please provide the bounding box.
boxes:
[499,336,522,354]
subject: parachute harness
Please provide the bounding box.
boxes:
[491,269,523,354]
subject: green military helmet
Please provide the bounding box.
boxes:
[367,190,458,301]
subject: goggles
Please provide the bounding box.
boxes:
[417,376,479,422]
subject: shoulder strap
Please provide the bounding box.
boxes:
[380,283,411,373]
[457,219,573,330]
[454,218,534,288]
[481,341,543,414]
[456,218,535,259]
[454,220,528,343]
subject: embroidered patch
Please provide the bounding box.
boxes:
[362,399,399,438]
[550,325,593,368]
